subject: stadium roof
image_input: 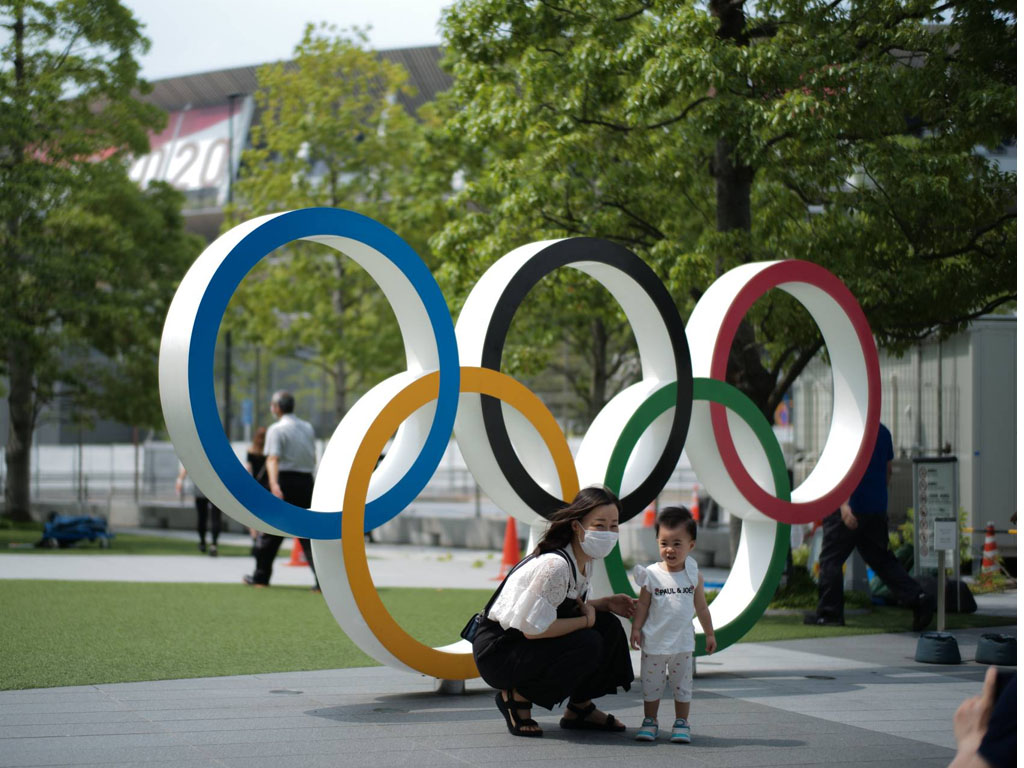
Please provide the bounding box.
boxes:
[140,45,451,113]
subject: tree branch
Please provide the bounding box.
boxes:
[916,214,1016,261]
[599,199,666,240]
[768,338,824,414]
[563,96,711,133]
[885,294,1018,340]
[614,2,652,22]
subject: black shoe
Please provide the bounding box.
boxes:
[242,574,268,588]
[912,594,934,632]
[198,542,207,553]
[208,545,218,557]
[803,612,845,627]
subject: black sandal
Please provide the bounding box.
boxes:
[559,701,626,731]
[495,690,543,738]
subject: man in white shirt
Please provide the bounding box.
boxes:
[243,391,319,589]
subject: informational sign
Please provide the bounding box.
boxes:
[933,518,958,551]
[128,97,254,210]
[913,456,958,573]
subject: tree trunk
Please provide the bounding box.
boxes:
[713,138,753,238]
[587,317,609,422]
[331,254,347,422]
[5,342,35,522]
[332,358,347,423]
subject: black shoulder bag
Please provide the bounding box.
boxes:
[460,549,577,642]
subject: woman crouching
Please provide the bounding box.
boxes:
[472,486,637,737]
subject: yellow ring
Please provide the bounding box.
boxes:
[342,366,580,679]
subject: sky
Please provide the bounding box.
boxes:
[123,0,454,81]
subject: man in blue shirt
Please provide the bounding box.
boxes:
[805,423,934,630]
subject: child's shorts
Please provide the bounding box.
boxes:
[640,650,693,703]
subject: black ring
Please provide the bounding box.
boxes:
[479,238,693,523]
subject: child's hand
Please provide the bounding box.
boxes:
[705,633,717,655]
[630,627,642,650]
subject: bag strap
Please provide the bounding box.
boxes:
[481,554,536,617]
[482,548,579,617]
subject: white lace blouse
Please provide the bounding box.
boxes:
[486,548,591,635]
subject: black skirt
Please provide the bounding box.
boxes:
[472,604,634,710]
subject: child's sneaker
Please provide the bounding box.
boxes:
[634,717,658,741]
[670,717,690,743]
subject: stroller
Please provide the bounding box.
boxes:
[38,513,114,549]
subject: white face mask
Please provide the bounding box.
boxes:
[577,529,619,559]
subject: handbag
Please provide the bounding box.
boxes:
[460,549,578,642]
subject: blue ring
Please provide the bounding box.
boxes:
[188,208,459,538]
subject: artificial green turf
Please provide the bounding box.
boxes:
[0,580,491,690]
[1,580,1013,690]
[742,608,1011,642]
[0,525,268,557]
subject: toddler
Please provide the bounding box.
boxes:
[630,506,715,743]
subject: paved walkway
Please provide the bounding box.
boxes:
[0,530,736,590]
[0,626,1014,768]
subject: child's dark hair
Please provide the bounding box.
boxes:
[655,506,697,540]
[533,485,622,555]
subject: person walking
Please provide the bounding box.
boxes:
[804,422,934,630]
[175,465,222,557]
[243,392,319,589]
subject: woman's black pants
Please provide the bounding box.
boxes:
[472,611,633,710]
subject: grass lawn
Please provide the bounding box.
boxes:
[1,580,1013,690]
[0,520,270,558]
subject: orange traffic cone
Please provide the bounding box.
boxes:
[494,516,520,580]
[981,523,999,574]
[690,485,701,523]
[286,538,308,567]
[643,504,656,527]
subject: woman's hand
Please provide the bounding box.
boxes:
[705,632,717,655]
[603,594,638,619]
[582,602,597,629]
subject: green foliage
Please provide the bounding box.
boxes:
[436,0,1016,416]
[970,569,1011,594]
[771,565,872,609]
[0,1,199,422]
[0,1,202,518]
[791,543,810,568]
[226,25,458,421]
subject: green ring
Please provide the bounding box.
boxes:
[603,377,791,655]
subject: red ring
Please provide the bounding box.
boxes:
[709,261,880,524]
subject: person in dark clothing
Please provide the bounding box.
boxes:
[244,426,268,554]
[805,423,934,630]
[243,392,318,589]
[176,465,222,557]
[472,486,637,738]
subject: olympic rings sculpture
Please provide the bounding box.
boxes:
[159,207,880,680]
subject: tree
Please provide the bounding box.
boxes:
[0,0,201,521]
[435,0,1016,423]
[227,24,457,423]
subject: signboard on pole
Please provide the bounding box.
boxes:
[913,456,958,575]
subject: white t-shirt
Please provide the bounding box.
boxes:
[633,558,699,654]
[487,548,590,636]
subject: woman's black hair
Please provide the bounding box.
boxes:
[655,506,697,540]
[533,485,622,555]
